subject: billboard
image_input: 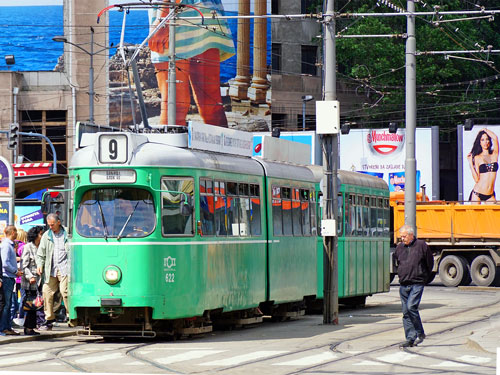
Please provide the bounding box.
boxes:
[108,1,271,130]
[461,126,500,202]
[339,128,434,195]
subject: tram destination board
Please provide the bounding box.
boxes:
[90,169,136,184]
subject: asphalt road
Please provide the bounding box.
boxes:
[0,280,498,375]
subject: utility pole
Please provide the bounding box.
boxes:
[167,5,176,126]
[323,0,339,325]
[405,0,417,233]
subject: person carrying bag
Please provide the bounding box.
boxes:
[21,226,44,336]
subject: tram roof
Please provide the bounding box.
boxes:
[338,169,388,190]
[71,137,317,182]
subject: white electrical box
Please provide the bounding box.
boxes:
[321,219,337,237]
[316,100,340,134]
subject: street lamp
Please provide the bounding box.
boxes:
[53,27,101,124]
[301,95,314,131]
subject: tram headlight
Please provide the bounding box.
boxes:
[103,265,122,285]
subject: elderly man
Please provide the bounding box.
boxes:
[394,224,434,348]
[36,214,70,330]
[0,225,23,335]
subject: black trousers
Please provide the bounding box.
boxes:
[23,290,38,330]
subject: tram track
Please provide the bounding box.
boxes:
[185,291,500,374]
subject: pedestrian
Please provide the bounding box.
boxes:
[21,226,44,335]
[12,228,27,327]
[394,224,434,348]
[0,235,4,334]
[0,225,23,335]
[36,214,70,331]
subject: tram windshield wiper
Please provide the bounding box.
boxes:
[117,201,139,240]
[96,199,109,240]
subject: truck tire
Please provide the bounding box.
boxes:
[438,255,467,287]
[457,256,471,286]
[470,255,498,287]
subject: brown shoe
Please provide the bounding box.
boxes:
[3,329,20,336]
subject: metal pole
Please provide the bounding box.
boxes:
[404,0,417,233]
[323,0,339,325]
[89,26,95,124]
[302,100,306,131]
[457,125,464,201]
[130,57,151,129]
[431,126,440,200]
[167,8,176,126]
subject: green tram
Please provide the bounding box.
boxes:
[68,132,390,336]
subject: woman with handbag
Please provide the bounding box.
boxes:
[21,226,44,335]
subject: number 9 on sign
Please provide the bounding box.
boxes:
[99,134,128,164]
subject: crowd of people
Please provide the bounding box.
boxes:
[0,214,69,336]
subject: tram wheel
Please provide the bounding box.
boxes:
[470,255,498,287]
[438,255,466,287]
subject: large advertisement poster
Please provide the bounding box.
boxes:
[339,128,434,195]
[108,1,271,130]
[462,126,500,202]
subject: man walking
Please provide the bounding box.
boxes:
[394,224,434,348]
[36,214,70,330]
[0,225,22,335]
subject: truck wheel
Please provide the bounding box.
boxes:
[457,256,471,286]
[439,255,466,287]
[470,255,497,287]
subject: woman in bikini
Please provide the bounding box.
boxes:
[467,128,499,202]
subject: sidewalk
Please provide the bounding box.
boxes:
[0,323,79,344]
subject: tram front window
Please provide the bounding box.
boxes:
[76,188,155,238]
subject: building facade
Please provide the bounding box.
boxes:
[0,0,108,174]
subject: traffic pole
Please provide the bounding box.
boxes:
[404,0,417,233]
[323,0,339,325]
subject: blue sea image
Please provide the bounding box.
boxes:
[0,5,271,83]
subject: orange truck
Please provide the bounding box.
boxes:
[391,199,500,287]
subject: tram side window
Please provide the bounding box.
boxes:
[370,197,378,237]
[362,196,370,237]
[384,198,390,235]
[355,195,362,236]
[347,194,355,236]
[337,193,343,236]
[226,182,239,236]
[300,189,311,236]
[250,184,262,236]
[200,178,215,236]
[237,183,250,236]
[292,188,302,235]
[377,197,384,234]
[272,185,282,236]
[161,177,194,236]
[215,181,227,236]
[282,187,293,236]
[311,191,318,236]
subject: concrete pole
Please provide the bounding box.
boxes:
[323,0,339,325]
[404,0,417,233]
[167,9,176,126]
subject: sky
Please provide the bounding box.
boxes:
[0,0,239,11]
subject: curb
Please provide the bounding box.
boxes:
[0,330,78,345]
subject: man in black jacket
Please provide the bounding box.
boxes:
[394,224,434,348]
